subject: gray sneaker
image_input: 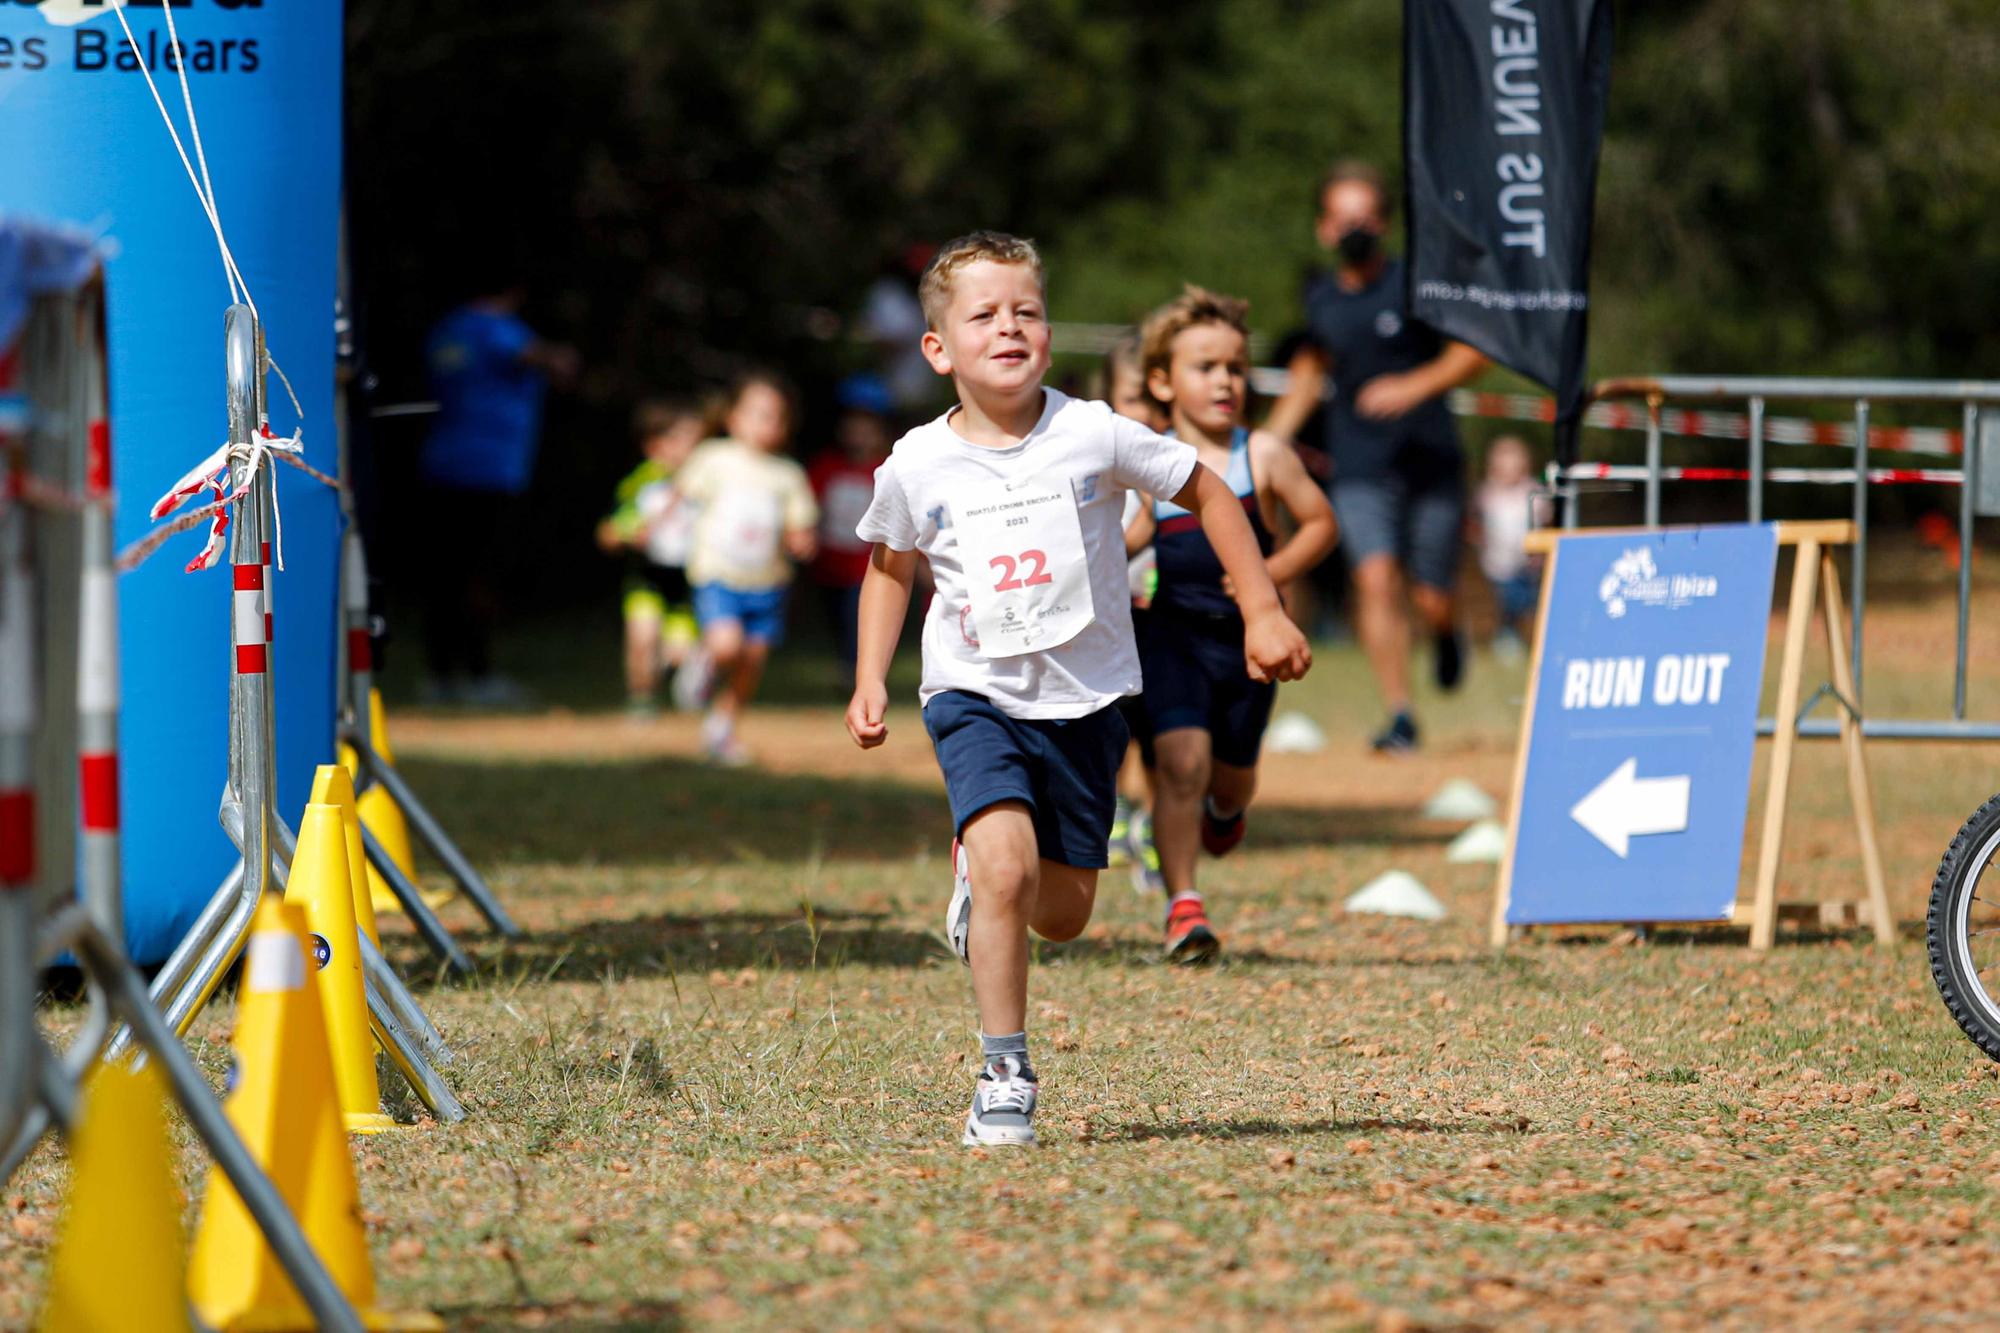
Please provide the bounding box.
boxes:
[962,1055,1038,1147]
[946,838,971,964]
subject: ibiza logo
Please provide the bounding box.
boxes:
[958,603,980,649]
[1599,547,1718,619]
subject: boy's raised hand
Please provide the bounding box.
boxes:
[846,680,891,748]
[1243,608,1312,684]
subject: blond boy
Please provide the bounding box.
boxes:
[845,234,1310,1146]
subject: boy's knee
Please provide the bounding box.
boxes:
[1155,743,1210,796]
[1035,914,1087,943]
[969,844,1039,912]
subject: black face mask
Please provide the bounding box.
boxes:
[1336,226,1380,266]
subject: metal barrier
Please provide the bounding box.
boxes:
[95,305,461,1126]
[0,282,363,1332]
[1560,375,2000,742]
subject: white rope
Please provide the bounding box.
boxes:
[105,1,250,314]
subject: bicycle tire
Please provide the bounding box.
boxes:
[1926,792,2000,1061]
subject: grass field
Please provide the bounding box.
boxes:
[8,543,2000,1329]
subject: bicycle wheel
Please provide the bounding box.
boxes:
[1927,793,2000,1060]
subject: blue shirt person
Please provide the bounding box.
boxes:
[414,287,578,703]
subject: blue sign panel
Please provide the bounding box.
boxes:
[0,1,342,963]
[1508,525,1777,923]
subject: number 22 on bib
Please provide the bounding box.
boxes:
[951,475,1095,659]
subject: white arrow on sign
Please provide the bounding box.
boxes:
[1570,757,1690,858]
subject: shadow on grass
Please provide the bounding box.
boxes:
[1090,1114,1534,1143]
[486,910,1323,980]
[394,755,951,867]
[1535,923,1897,949]
[1253,804,1462,850]
[441,1300,682,1331]
[506,907,946,976]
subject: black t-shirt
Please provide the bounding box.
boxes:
[1301,257,1461,483]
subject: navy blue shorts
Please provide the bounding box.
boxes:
[922,691,1130,869]
[1136,610,1276,768]
[1332,472,1464,592]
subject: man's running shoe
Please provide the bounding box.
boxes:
[1370,711,1420,755]
[1108,796,1133,867]
[1129,808,1165,896]
[1164,894,1220,965]
[1200,798,1247,857]
[962,1054,1038,1147]
[1434,628,1466,692]
[946,838,972,964]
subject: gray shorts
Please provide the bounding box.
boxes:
[1331,473,1464,591]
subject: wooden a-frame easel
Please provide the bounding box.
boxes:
[1489,520,1891,951]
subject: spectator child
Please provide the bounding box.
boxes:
[596,399,708,714]
[1473,434,1548,658]
[1124,287,1337,963]
[808,375,895,668]
[676,372,819,764]
[845,232,1310,1146]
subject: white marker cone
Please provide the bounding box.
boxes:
[1445,819,1509,864]
[1421,778,1497,822]
[1344,870,1447,921]
[1264,712,1327,755]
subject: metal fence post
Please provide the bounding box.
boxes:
[1644,395,1664,528]
[1851,398,1869,700]
[1748,396,1765,525]
[1958,402,1977,721]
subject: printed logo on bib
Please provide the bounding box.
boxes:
[708,490,784,581]
[950,474,1095,659]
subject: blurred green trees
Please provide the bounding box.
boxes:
[349,0,2000,398]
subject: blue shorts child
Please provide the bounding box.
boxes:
[922,690,1130,869]
[693,582,791,647]
[1136,609,1276,768]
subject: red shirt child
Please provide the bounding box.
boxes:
[809,376,894,589]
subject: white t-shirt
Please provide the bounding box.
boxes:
[857,389,1199,719]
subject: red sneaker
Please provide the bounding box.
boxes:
[1164,895,1220,965]
[1200,800,1247,857]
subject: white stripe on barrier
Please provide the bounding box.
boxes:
[77,569,119,714]
[232,586,265,646]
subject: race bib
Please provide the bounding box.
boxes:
[951,474,1094,658]
[708,490,783,579]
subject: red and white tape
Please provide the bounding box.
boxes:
[1561,461,1963,487]
[120,423,336,575]
[1452,390,1965,456]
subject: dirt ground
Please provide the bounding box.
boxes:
[8,549,2000,1329]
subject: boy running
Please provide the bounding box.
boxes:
[845,234,1311,1147]
[1125,287,1337,963]
[596,400,706,715]
[679,372,819,764]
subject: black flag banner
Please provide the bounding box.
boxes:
[1404,0,1614,435]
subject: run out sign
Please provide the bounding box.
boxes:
[1503,525,1777,924]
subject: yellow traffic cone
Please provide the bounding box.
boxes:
[285,802,397,1135]
[40,1065,191,1333]
[187,899,440,1331]
[343,691,452,915]
[310,763,381,949]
